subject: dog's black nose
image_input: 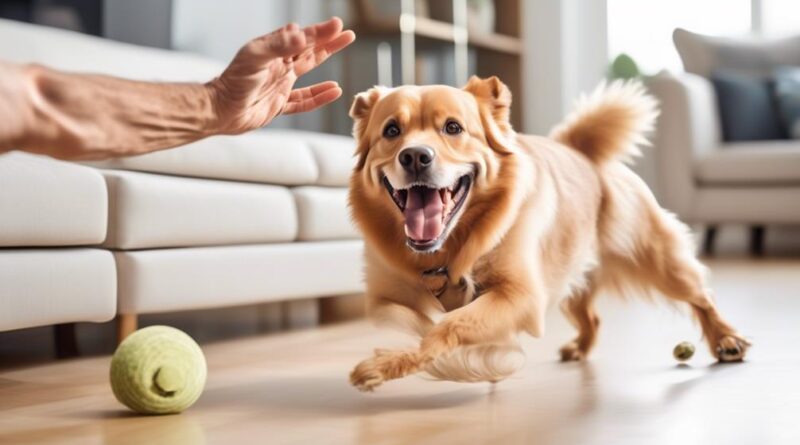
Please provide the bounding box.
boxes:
[398,146,435,174]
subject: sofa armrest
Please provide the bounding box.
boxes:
[646,71,721,219]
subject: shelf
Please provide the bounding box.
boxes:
[468,30,522,55]
[354,16,522,55]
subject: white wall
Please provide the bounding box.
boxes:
[522,0,608,135]
[172,0,292,62]
[104,0,172,49]
[521,0,661,187]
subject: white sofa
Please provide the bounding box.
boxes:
[646,29,800,254]
[0,19,363,343]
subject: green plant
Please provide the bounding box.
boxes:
[608,53,641,80]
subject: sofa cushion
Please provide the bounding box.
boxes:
[674,28,800,78]
[0,248,116,331]
[88,132,320,186]
[102,170,297,249]
[693,187,800,224]
[0,152,107,247]
[0,18,222,81]
[710,70,785,141]
[695,141,800,185]
[302,131,358,186]
[87,130,356,187]
[292,187,359,241]
[115,241,364,314]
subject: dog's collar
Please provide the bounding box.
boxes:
[422,266,485,304]
[422,266,449,277]
[421,266,449,298]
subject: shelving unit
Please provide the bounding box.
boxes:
[356,15,522,55]
[350,0,523,129]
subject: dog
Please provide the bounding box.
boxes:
[347,76,750,392]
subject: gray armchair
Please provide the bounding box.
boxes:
[646,29,800,255]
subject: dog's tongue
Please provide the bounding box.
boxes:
[404,187,444,242]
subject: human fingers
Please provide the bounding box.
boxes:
[293,30,355,77]
[302,17,343,47]
[282,81,343,114]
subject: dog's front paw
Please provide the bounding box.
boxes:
[715,334,751,362]
[350,357,386,392]
[350,349,424,391]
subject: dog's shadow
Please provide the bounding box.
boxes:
[662,361,743,403]
[199,375,488,416]
[200,359,741,417]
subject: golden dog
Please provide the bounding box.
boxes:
[347,76,749,391]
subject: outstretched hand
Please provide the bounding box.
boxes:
[208,17,355,134]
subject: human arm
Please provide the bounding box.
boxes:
[0,17,354,160]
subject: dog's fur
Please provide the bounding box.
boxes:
[347,76,750,391]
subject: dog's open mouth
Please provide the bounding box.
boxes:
[382,175,472,252]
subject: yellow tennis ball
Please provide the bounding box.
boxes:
[110,325,207,414]
[673,341,696,362]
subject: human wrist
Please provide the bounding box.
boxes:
[203,77,228,136]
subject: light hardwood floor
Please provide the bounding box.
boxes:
[1,258,799,445]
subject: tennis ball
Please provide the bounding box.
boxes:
[110,325,207,415]
[673,341,696,362]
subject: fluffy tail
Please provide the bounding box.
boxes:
[549,80,659,165]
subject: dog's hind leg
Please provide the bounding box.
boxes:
[596,165,750,362]
[559,282,600,361]
[609,209,750,362]
[644,250,750,362]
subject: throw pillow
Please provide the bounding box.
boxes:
[710,70,786,141]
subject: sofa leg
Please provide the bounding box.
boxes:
[749,225,766,257]
[702,225,718,256]
[283,299,319,329]
[116,314,138,345]
[54,323,79,359]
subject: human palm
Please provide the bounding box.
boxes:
[208,18,355,134]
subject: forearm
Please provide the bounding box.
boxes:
[0,18,353,160]
[1,62,218,160]
[0,62,36,155]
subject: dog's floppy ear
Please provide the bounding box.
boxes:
[463,76,515,154]
[464,76,512,130]
[350,87,386,170]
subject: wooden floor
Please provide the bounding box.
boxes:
[1,258,799,445]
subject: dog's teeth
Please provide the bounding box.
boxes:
[453,183,465,202]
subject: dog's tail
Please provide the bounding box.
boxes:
[423,340,525,383]
[549,80,659,165]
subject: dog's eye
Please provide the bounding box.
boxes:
[383,122,401,138]
[444,120,462,135]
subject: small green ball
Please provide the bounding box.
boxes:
[110,326,206,415]
[673,341,696,362]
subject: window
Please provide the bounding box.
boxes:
[607,0,752,73]
[761,0,800,37]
